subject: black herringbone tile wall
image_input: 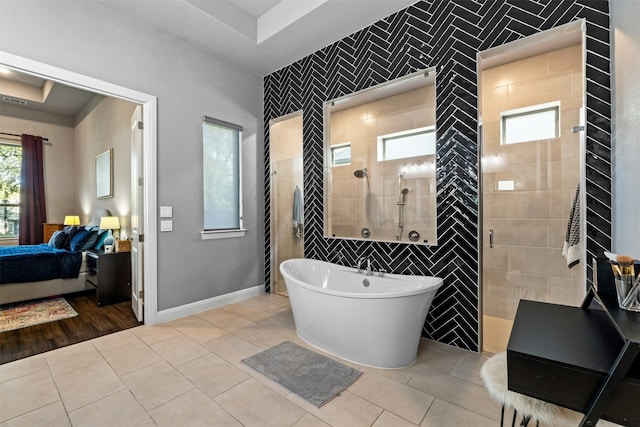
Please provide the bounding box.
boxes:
[264,0,611,351]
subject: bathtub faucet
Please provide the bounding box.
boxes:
[356,257,373,276]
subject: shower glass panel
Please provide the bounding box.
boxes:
[479,24,585,353]
[324,69,437,244]
[270,113,304,296]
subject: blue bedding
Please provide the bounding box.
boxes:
[0,244,82,284]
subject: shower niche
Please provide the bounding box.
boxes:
[323,68,437,244]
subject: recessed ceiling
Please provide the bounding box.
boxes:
[0,69,100,121]
[104,0,420,76]
[1,0,420,120]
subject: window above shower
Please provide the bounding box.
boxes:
[501,101,560,145]
[323,68,437,245]
[331,143,351,166]
[377,126,436,161]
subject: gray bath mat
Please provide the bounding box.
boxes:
[241,341,362,407]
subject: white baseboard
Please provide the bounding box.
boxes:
[155,285,265,324]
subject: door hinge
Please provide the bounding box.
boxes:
[571,125,585,133]
[139,290,144,300]
[137,121,144,130]
[139,234,144,243]
[138,177,143,186]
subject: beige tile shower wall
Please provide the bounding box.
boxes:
[329,86,437,243]
[270,116,304,289]
[270,116,303,163]
[481,44,584,320]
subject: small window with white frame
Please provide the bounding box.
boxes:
[501,101,560,145]
[377,126,436,161]
[331,143,351,166]
[201,116,246,240]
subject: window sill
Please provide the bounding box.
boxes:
[0,238,18,247]
[201,229,247,240]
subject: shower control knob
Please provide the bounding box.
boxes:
[408,230,420,242]
[361,228,371,238]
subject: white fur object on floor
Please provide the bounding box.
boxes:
[480,352,583,426]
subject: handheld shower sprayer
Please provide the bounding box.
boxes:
[400,187,409,203]
[396,173,409,240]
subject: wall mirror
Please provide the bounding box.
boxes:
[96,148,113,199]
[323,67,437,244]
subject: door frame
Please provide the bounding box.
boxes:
[130,105,145,322]
[0,51,159,325]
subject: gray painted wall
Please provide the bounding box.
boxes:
[0,0,264,310]
[611,0,640,257]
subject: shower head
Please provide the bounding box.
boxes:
[401,188,409,195]
[353,168,368,178]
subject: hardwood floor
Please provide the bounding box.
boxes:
[0,290,142,365]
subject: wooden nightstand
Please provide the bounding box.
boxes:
[86,250,132,306]
[43,223,64,243]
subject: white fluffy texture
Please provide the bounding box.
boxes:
[480,352,582,426]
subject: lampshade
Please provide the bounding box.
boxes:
[99,216,120,230]
[63,215,80,226]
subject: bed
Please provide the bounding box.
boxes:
[0,210,112,305]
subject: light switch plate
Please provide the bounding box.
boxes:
[160,220,173,232]
[160,206,173,218]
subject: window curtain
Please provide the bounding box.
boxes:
[19,134,47,245]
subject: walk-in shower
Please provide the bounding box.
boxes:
[478,23,585,353]
[269,112,304,296]
[324,68,437,244]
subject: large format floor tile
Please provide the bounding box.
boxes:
[0,294,625,426]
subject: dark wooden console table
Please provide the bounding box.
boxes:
[507,262,640,426]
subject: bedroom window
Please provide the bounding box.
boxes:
[201,116,246,240]
[0,143,21,239]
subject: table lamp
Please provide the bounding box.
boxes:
[99,216,120,246]
[63,215,80,226]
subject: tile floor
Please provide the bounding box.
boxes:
[0,294,622,426]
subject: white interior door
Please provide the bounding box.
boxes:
[131,105,144,321]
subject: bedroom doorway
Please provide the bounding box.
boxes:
[0,51,158,325]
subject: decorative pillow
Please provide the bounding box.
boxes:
[63,225,77,234]
[80,230,100,251]
[94,230,109,250]
[62,225,78,249]
[48,230,66,248]
[83,225,99,233]
[69,228,90,252]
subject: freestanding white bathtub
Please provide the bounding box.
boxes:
[280,258,443,369]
